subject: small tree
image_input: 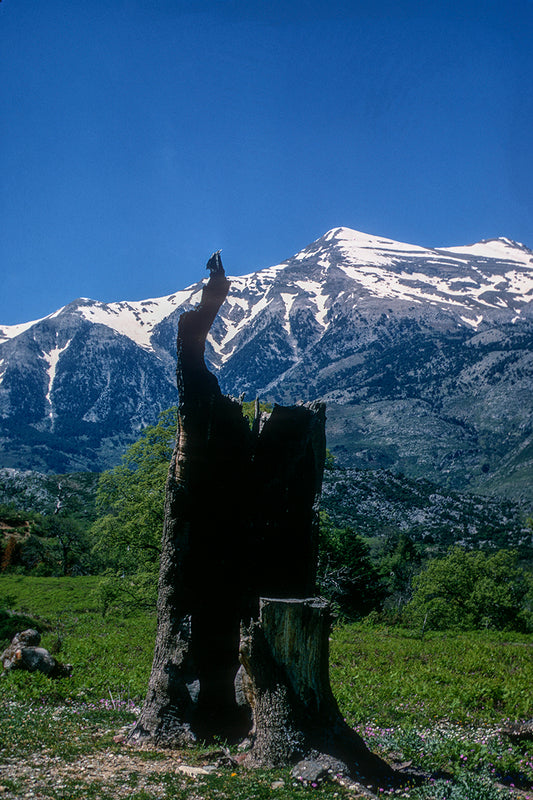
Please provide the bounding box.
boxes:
[380,532,423,619]
[91,407,178,573]
[403,546,533,631]
[317,513,385,619]
[38,515,91,576]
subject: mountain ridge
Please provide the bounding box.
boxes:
[2,228,532,345]
[1,227,533,498]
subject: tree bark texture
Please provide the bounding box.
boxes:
[239,598,396,784]
[129,254,326,746]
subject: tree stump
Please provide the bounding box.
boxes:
[127,253,401,788]
[128,254,326,746]
[239,598,396,785]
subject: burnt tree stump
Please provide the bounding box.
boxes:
[129,253,325,746]
[128,252,400,787]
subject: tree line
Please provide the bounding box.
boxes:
[1,405,532,632]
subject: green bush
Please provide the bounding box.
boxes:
[96,571,158,617]
[403,547,533,632]
[91,407,178,573]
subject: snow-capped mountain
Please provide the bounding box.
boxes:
[1,227,533,498]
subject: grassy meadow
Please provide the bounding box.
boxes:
[0,576,532,800]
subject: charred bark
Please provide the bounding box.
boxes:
[129,253,252,744]
[250,403,325,599]
[129,254,325,746]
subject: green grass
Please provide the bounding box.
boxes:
[330,624,533,726]
[1,577,532,800]
[0,580,155,707]
[0,574,103,616]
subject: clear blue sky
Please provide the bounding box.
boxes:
[1,0,532,325]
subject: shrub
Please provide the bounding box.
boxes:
[403,547,533,632]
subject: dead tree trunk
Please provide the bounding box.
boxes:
[239,598,395,785]
[129,253,253,745]
[129,253,325,746]
[128,252,398,786]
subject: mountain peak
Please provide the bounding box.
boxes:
[320,227,432,258]
[2,227,533,340]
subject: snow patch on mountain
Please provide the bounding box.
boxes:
[293,281,329,328]
[460,315,484,328]
[280,292,297,335]
[441,237,533,263]
[76,288,198,350]
[224,294,250,312]
[42,340,72,417]
[504,270,533,297]
[329,227,435,266]
[325,227,427,254]
[0,317,48,343]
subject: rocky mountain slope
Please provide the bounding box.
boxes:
[0,468,98,518]
[1,465,530,563]
[1,227,533,499]
[321,467,532,558]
